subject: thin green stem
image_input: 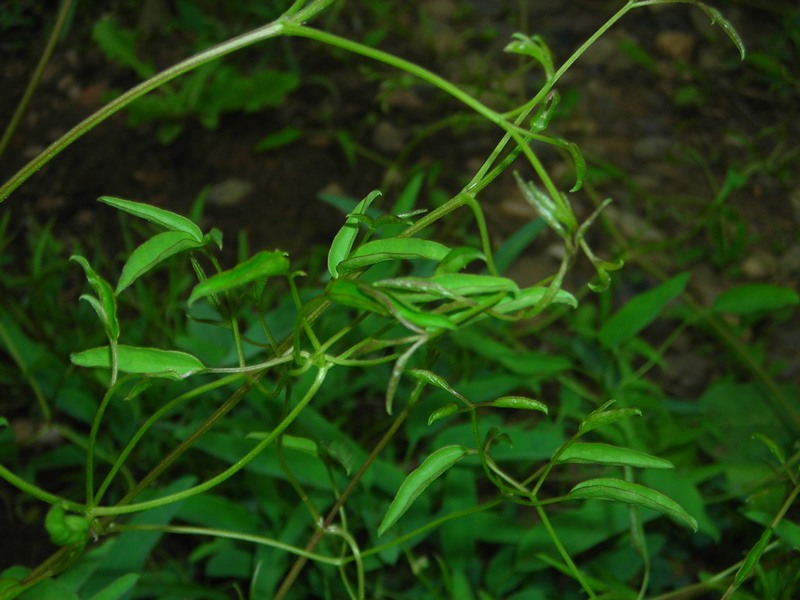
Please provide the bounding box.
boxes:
[274,380,425,600]
[91,365,328,517]
[0,463,84,512]
[0,0,337,204]
[535,505,597,599]
[110,523,344,565]
[0,0,75,160]
[93,373,246,506]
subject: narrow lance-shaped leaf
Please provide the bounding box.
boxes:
[598,272,690,350]
[326,279,388,316]
[568,478,698,532]
[407,369,463,399]
[579,400,642,435]
[428,402,460,426]
[327,190,382,279]
[374,274,520,302]
[188,250,289,306]
[71,345,205,380]
[504,33,554,80]
[733,528,773,588]
[488,396,548,414]
[712,283,799,316]
[378,445,470,536]
[694,1,746,60]
[434,246,486,275]
[70,255,119,342]
[117,231,206,294]
[557,443,673,469]
[337,238,451,274]
[99,196,203,242]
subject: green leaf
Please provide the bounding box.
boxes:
[337,238,451,274]
[392,301,457,332]
[246,432,319,457]
[374,274,519,302]
[557,443,673,469]
[578,401,642,435]
[117,231,205,294]
[326,279,388,315]
[488,396,548,413]
[253,126,302,152]
[493,219,547,274]
[493,285,578,314]
[407,369,462,397]
[70,256,119,342]
[568,478,698,531]
[529,91,560,133]
[188,250,289,305]
[504,33,554,80]
[694,1,746,60]
[45,504,89,547]
[327,190,382,278]
[86,574,141,600]
[428,402,461,426]
[71,345,205,380]
[378,445,470,536]
[598,272,690,349]
[712,283,799,316]
[752,433,786,465]
[92,19,155,78]
[98,196,203,242]
[434,246,486,274]
[734,528,772,587]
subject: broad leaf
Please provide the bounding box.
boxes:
[568,478,698,531]
[71,345,205,380]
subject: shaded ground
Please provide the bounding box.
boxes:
[2,1,797,272]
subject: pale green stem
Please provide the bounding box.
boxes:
[0,0,75,159]
[110,523,344,565]
[536,505,598,599]
[0,0,338,204]
[90,365,328,517]
[93,373,246,506]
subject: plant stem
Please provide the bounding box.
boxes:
[92,365,328,518]
[0,0,338,204]
[273,381,424,599]
[0,0,75,160]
